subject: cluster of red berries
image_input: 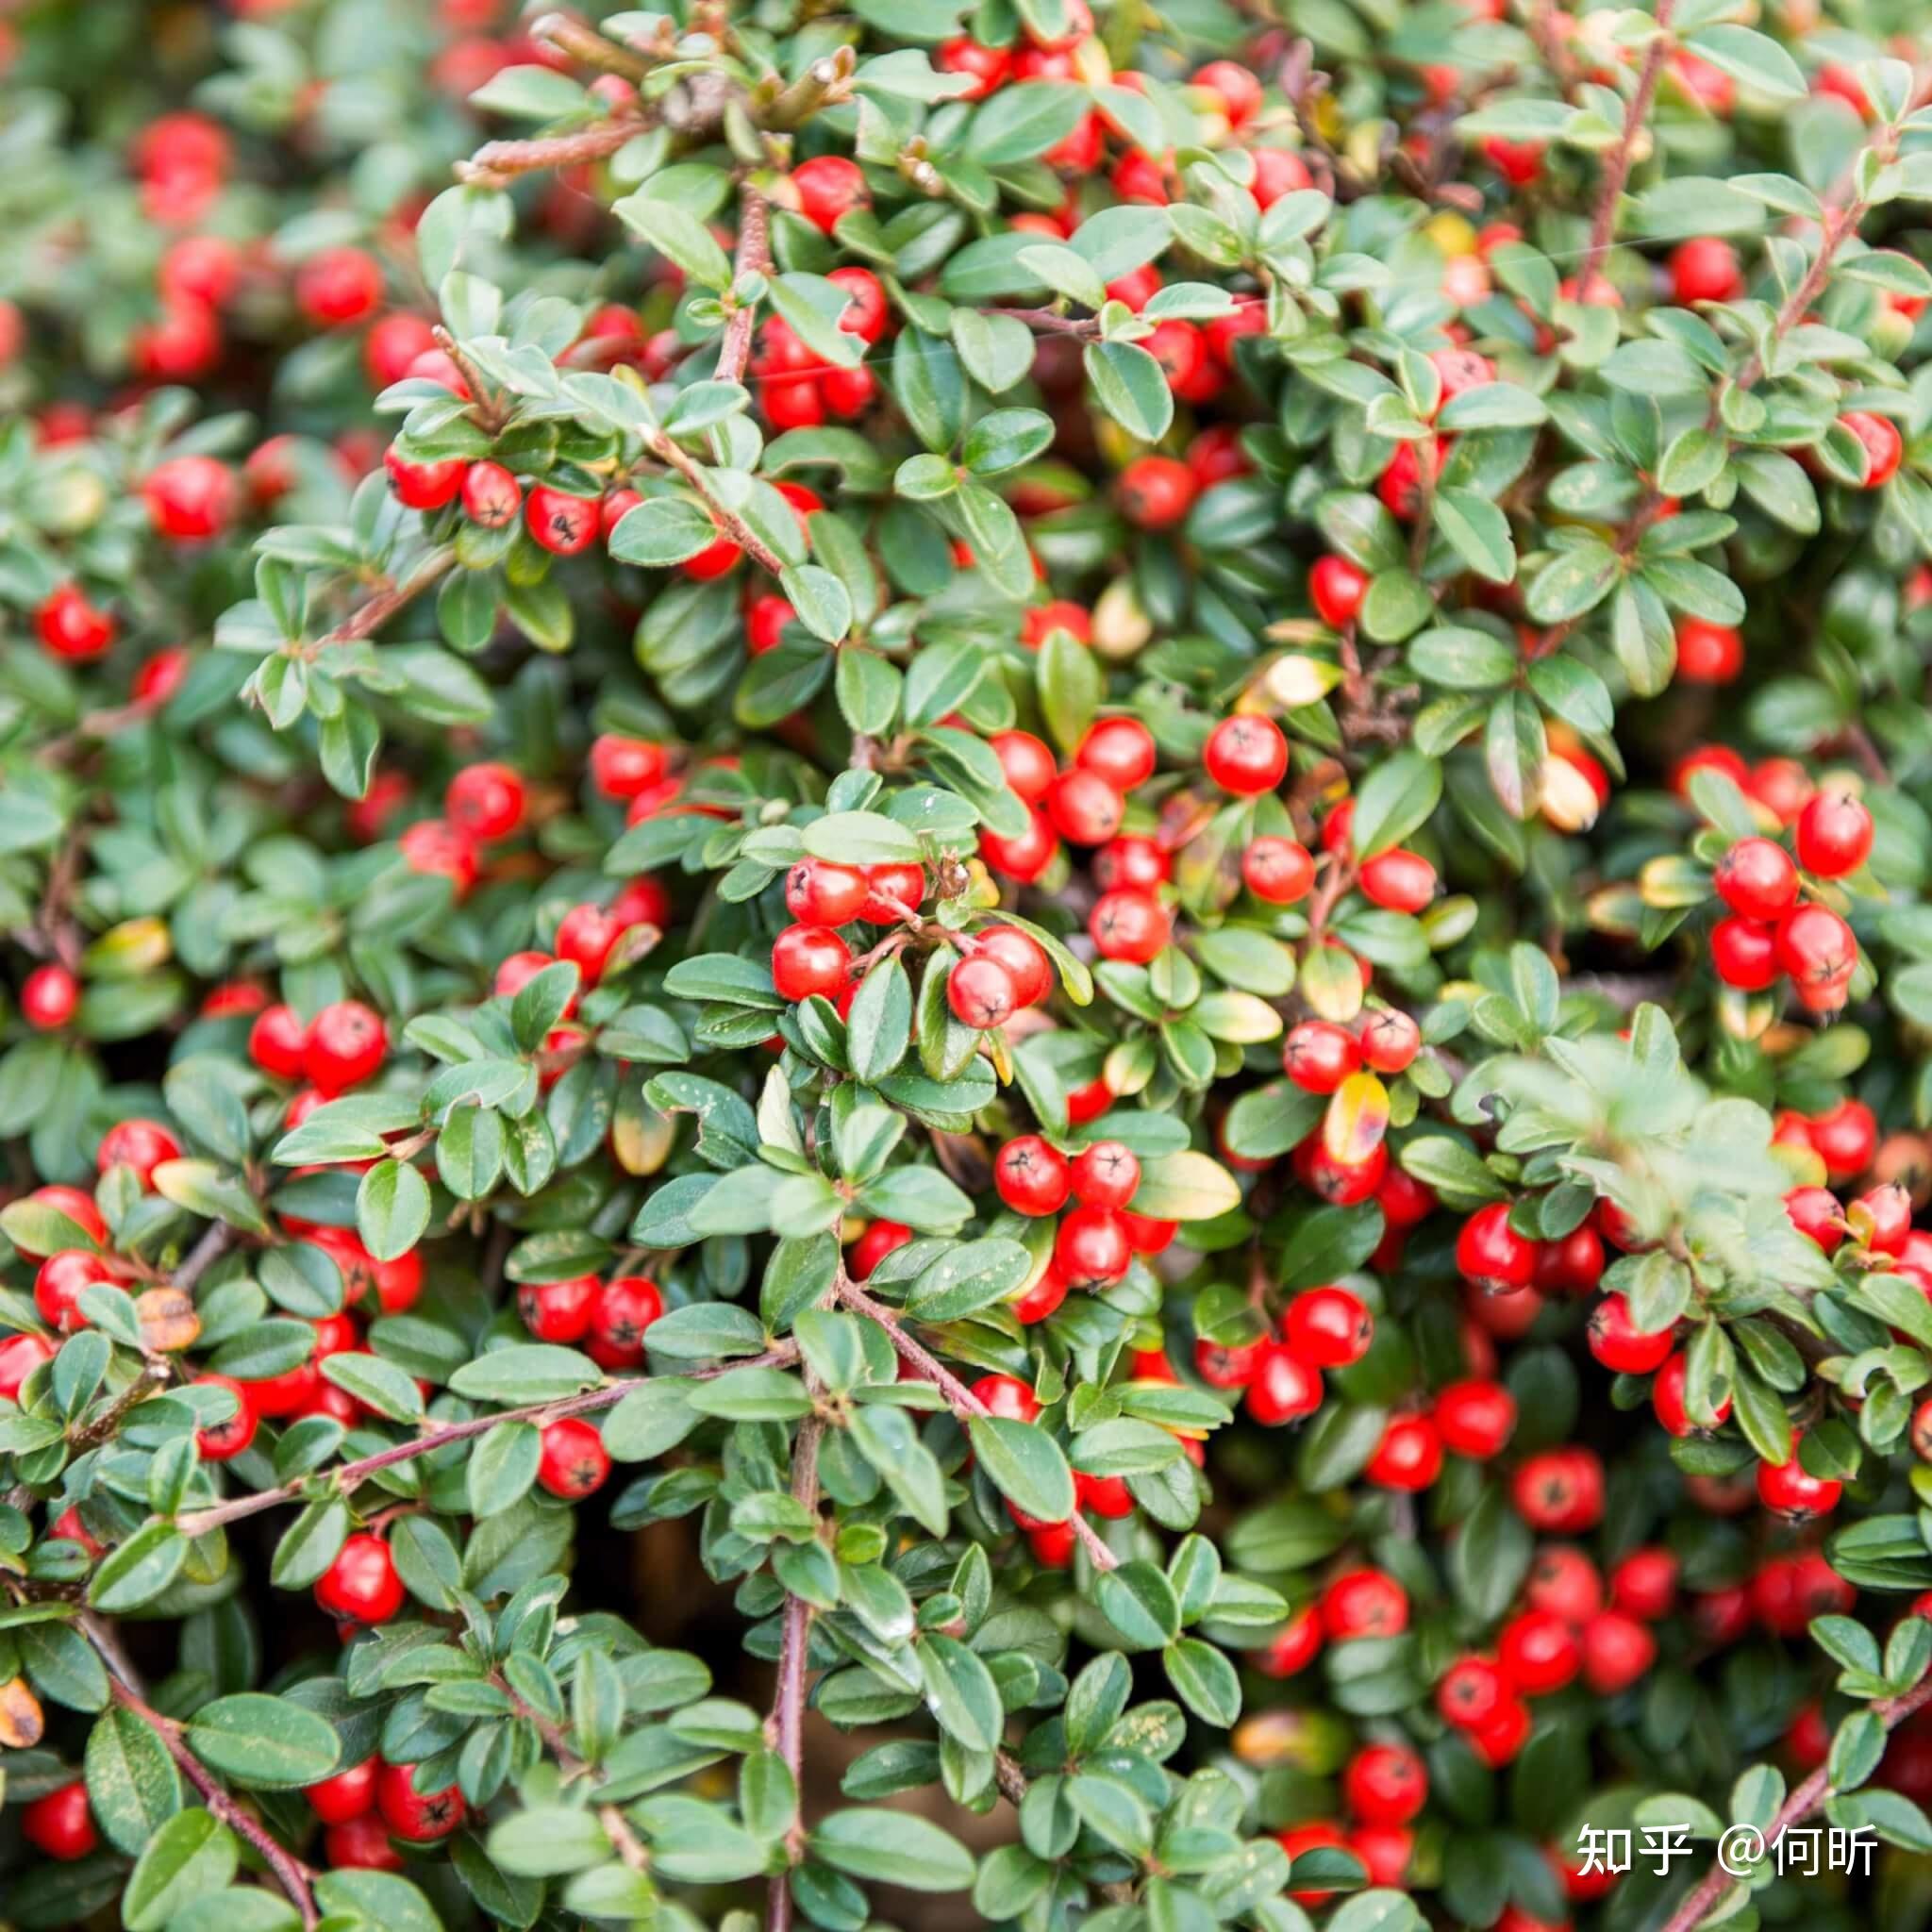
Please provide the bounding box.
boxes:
[302,1746,464,1872]
[519,1270,664,1371]
[745,261,885,429]
[991,1136,1174,1322]
[1707,793,1874,1012]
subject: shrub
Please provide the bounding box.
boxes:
[7,4,1932,1931]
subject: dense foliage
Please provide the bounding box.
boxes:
[17,2,1932,1930]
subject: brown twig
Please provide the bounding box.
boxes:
[529,9,660,82]
[456,115,647,190]
[836,1279,1119,1573]
[643,429,789,576]
[305,550,456,658]
[173,1343,799,1538]
[718,188,773,388]
[485,1668,653,1873]
[988,308,1104,338]
[100,1673,319,1928]
[1658,1673,1932,1932]
[1576,0,1678,293]
[765,1406,823,1932]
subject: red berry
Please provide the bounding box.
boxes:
[858,862,927,925]
[1244,1341,1324,1424]
[0,1333,54,1402]
[1796,791,1874,876]
[1809,1098,1877,1177]
[297,247,382,325]
[1840,409,1903,488]
[947,954,1019,1030]
[98,1119,182,1186]
[1757,1450,1842,1519]
[1457,1201,1538,1294]
[784,859,867,927]
[995,1136,1073,1216]
[1047,769,1126,845]
[1437,1655,1507,1727]
[771,924,851,1002]
[1089,889,1171,964]
[1357,847,1437,913]
[1674,616,1743,684]
[979,809,1059,882]
[36,583,115,660]
[590,735,668,800]
[791,156,868,233]
[1285,1286,1373,1367]
[1055,1204,1131,1291]
[1436,1378,1515,1458]
[20,963,78,1030]
[446,761,525,841]
[22,1781,96,1860]
[1526,1546,1603,1626]
[991,730,1058,802]
[1586,1291,1676,1374]
[1241,837,1315,904]
[1366,1411,1442,1490]
[1308,555,1368,626]
[1116,454,1198,529]
[518,1274,600,1343]
[525,483,598,556]
[587,1275,662,1371]
[1670,237,1742,305]
[1714,837,1798,919]
[306,1755,380,1824]
[1651,1349,1728,1437]
[305,1000,387,1095]
[972,1373,1041,1423]
[1069,1141,1139,1209]
[1498,1609,1581,1694]
[1580,1611,1657,1694]
[383,446,465,509]
[1322,1567,1408,1640]
[1254,1603,1324,1676]
[1341,1741,1426,1825]
[974,926,1051,1007]
[460,459,521,528]
[315,1533,406,1624]
[1710,915,1780,991]
[194,1374,258,1460]
[1192,1336,1262,1390]
[142,454,238,541]
[1075,717,1158,791]
[248,1003,310,1077]
[936,37,1011,98]
[556,904,622,982]
[1610,1548,1679,1622]
[325,1812,403,1871]
[849,1219,912,1280]
[1203,715,1289,795]
[375,1761,465,1841]
[1511,1446,1605,1533]
[1359,1009,1420,1074]
[1250,147,1314,208]
[1283,1020,1360,1094]
[537,1417,611,1498]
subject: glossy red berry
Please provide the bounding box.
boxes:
[1244,1341,1324,1425]
[1241,837,1315,904]
[1580,1611,1657,1694]
[1809,1098,1877,1177]
[1586,1292,1675,1374]
[1713,838,1798,920]
[538,1417,611,1498]
[36,583,115,660]
[20,963,78,1030]
[849,1219,912,1280]
[315,1533,406,1624]
[297,247,383,325]
[1075,717,1158,791]
[1710,915,1780,991]
[1357,848,1436,913]
[1795,791,1874,876]
[1047,769,1126,846]
[1674,616,1743,684]
[97,1119,183,1186]
[1669,236,1742,304]
[1437,1655,1507,1727]
[195,1374,259,1460]
[1322,1567,1409,1641]
[858,863,927,924]
[375,1761,465,1841]
[1285,1286,1373,1367]
[1366,1412,1442,1491]
[306,1755,380,1824]
[1203,715,1289,794]
[519,1274,600,1343]
[1116,454,1198,529]
[771,924,851,1002]
[142,455,239,541]
[971,1373,1041,1424]
[1457,1201,1538,1294]
[525,483,599,556]
[974,927,1052,1008]
[1435,1378,1515,1458]
[1511,1446,1606,1533]
[991,730,1058,803]
[1359,1009,1421,1074]
[785,859,868,926]
[1089,889,1171,964]
[306,1000,387,1095]
[1341,1742,1425,1825]
[792,156,868,233]
[994,1136,1072,1217]
[0,1333,55,1401]
[590,736,668,800]
[22,1781,96,1860]
[460,459,521,528]
[947,955,1019,1030]
[1192,1336,1262,1390]
[1498,1609,1581,1695]
[383,446,466,509]
[1283,1020,1360,1094]
[1308,555,1368,627]
[446,761,525,841]
[1055,1204,1131,1291]
[248,1002,310,1077]
[1610,1548,1679,1622]
[325,1812,403,1871]
[1757,1451,1842,1519]
[1841,408,1903,488]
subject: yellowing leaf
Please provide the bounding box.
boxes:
[1323,1071,1390,1166]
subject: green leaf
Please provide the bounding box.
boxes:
[1083,340,1174,441]
[85,1705,184,1856]
[612,192,733,289]
[969,1416,1075,1524]
[809,1809,975,1890]
[124,1809,240,1932]
[450,1344,603,1405]
[357,1158,430,1262]
[488,1806,618,1875]
[1163,1637,1241,1724]
[1350,748,1442,857]
[90,1522,189,1613]
[187,1692,341,1788]
[846,956,912,1084]
[1131,1151,1241,1222]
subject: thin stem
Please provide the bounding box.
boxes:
[1576,0,1677,293]
[173,1343,798,1538]
[643,428,788,576]
[718,189,773,388]
[487,1668,654,1873]
[1731,193,1868,397]
[836,1279,1119,1573]
[765,1408,823,1932]
[101,1674,319,1928]
[529,10,663,82]
[305,550,456,658]
[988,307,1103,338]
[456,114,647,189]
[1658,1672,1932,1932]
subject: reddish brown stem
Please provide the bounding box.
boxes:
[456,115,646,189]
[1576,0,1677,292]
[718,189,773,388]
[103,1675,319,1928]
[1658,1672,1932,1932]
[173,1342,799,1538]
[307,549,456,658]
